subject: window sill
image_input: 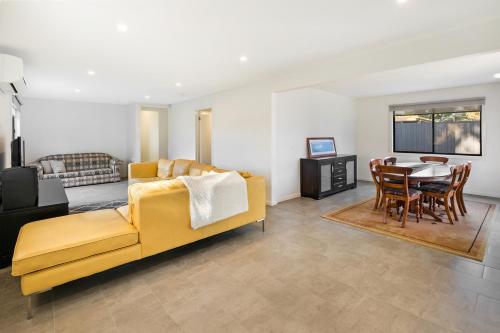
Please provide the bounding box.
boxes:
[391,152,483,160]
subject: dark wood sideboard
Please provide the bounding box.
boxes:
[300,154,357,199]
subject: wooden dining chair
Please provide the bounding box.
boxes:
[419,164,464,223]
[369,159,383,209]
[456,161,472,215]
[376,165,422,228]
[430,162,470,216]
[383,156,397,165]
[420,156,449,164]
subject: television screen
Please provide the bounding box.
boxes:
[11,137,22,167]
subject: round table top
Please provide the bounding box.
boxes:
[395,162,453,182]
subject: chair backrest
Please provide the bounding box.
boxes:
[446,164,464,193]
[465,161,472,178]
[383,156,397,165]
[458,161,472,191]
[369,159,383,186]
[420,156,448,164]
[376,165,413,197]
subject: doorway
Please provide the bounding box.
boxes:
[140,110,160,161]
[196,109,212,164]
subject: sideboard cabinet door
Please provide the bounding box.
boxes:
[320,163,332,193]
[345,156,357,187]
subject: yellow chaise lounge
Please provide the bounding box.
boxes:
[11,159,266,319]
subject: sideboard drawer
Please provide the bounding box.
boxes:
[333,168,346,176]
[333,160,345,169]
[333,174,346,184]
[334,182,347,191]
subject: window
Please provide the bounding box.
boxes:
[392,100,482,156]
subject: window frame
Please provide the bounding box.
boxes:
[392,106,482,157]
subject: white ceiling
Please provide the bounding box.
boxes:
[314,51,500,97]
[1,0,500,105]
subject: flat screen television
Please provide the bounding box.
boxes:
[11,137,23,167]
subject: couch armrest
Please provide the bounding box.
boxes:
[28,162,43,179]
[128,162,158,179]
[109,158,123,174]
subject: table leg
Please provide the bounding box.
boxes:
[408,203,442,223]
[422,207,442,223]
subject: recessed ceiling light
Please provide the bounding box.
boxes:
[116,23,128,32]
[74,88,80,93]
[175,82,182,87]
[239,55,248,63]
[145,95,150,100]
[494,73,500,79]
[87,70,95,76]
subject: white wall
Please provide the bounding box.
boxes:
[272,88,356,203]
[167,19,500,204]
[356,82,500,198]
[168,96,213,160]
[168,81,273,201]
[0,92,12,169]
[127,104,141,163]
[21,98,130,164]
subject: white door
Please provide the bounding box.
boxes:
[197,109,212,164]
[140,110,160,161]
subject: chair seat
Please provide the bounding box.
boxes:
[12,210,138,276]
[386,179,403,184]
[419,183,449,194]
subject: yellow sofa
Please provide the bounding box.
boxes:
[11,159,266,318]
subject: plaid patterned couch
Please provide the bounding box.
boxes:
[29,153,123,188]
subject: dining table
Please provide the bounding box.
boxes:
[394,162,454,223]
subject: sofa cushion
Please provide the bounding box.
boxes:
[188,162,215,176]
[11,210,138,276]
[78,168,114,177]
[42,171,80,179]
[157,159,174,179]
[172,159,194,177]
[49,160,66,174]
[128,177,169,185]
[40,161,53,174]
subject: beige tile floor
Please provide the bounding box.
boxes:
[1,181,500,333]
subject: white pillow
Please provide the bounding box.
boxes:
[40,160,53,174]
[49,160,66,174]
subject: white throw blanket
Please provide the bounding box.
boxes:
[178,171,249,229]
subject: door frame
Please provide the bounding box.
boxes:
[195,108,212,163]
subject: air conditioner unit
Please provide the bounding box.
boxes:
[0,54,26,95]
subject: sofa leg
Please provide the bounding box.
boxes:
[27,295,33,320]
[257,219,265,232]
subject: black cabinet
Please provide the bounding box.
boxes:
[0,179,69,268]
[300,155,357,199]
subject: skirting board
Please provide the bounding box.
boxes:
[267,192,301,206]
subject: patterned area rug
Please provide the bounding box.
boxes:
[69,199,128,214]
[322,198,496,261]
